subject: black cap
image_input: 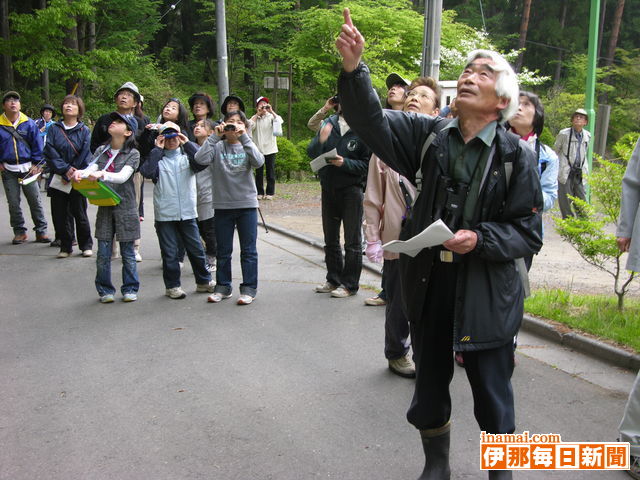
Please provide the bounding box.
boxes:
[109,111,138,133]
[220,94,246,115]
[40,104,56,116]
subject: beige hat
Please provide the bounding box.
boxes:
[159,121,181,135]
[572,108,588,121]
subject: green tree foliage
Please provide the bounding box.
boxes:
[554,146,637,309]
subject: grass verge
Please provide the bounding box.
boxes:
[524,289,640,353]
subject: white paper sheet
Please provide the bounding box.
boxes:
[309,148,338,173]
[18,172,41,186]
[382,219,455,257]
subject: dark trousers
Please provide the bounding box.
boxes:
[255,153,276,196]
[197,216,217,258]
[558,174,586,219]
[321,185,363,293]
[407,260,515,434]
[154,219,211,289]
[50,188,92,253]
[383,259,411,360]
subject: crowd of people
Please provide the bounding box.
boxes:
[1,7,638,477]
[0,83,278,306]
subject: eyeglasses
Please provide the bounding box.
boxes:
[406,91,435,102]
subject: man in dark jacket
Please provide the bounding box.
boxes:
[0,91,49,244]
[307,110,370,298]
[336,9,542,480]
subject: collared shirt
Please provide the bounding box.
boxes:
[441,119,497,227]
[572,128,583,165]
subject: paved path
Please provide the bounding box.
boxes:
[0,185,635,479]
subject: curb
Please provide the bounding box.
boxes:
[263,220,640,372]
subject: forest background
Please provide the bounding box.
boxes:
[1,0,639,175]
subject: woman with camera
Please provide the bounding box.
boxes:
[194,110,264,305]
[249,96,283,200]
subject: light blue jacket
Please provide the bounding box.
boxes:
[539,143,559,212]
[140,142,206,222]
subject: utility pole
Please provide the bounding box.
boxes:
[421,0,442,80]
[585,0,600,201]
[215,0,229,105]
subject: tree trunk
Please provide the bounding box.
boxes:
[604,0,625,67]
[39,0,49,101]
[63,9,82,96]
[88,21,96,74]
[553,2,568,87]
[600,0,625,104]
[597,0,607,65]
[514,0,532,73]
[0,0,14,90]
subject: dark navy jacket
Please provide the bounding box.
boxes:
[43,121,92,175]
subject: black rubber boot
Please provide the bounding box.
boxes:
[488,470,513,479]
[417,422,451,480]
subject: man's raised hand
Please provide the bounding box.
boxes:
[335,8,365,73]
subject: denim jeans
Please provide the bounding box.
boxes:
[255,153,276,196]
[1,169,48,235]
[214,208,258,297]
[321,185,363,293]
[154,219,211,289]
[95,239,139,296]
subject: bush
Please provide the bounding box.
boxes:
[275,136,311,181]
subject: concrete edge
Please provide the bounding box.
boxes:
[262,220,640,372]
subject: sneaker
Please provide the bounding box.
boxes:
[122,293,138,302]
[135,251,142,262]
[206,262,217,273]
[100,294,115,304]
[388,354,416,378]
[35,233,50,243]
[196,280,216,293]
[237,294,254,305]
[82,250,93,257]
[315,281,337,293]
[165,287,187,299]
[265,195,273,200]
[207,292,232,303]
[364,295,387,306]
[50,239,60,247]
[330,287,355,298]
[12,233,27,244]
[57,251,70,258]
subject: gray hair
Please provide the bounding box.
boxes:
[465,50,519,122]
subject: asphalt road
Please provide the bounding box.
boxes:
[0,184,635,479]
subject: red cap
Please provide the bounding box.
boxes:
[256,96,270,106]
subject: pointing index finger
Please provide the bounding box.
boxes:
[343,8,353,28]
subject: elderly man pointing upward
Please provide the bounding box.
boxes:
[336,8,542,480]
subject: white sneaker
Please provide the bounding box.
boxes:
[206,263,217,273]
[364,295,386,306]
[196,280,216,293]
[388,354,416,378]
[82,249,93,257]
[315,281,337,293]
[265,195,273,200]
[330,287,355,298]
[122,293,138,302]
[57,251,70,259]
[237,294,254,305]
[135,251,142,262]
[100,294,115,304]
[207,292,232,303]
[165,286,187,299]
